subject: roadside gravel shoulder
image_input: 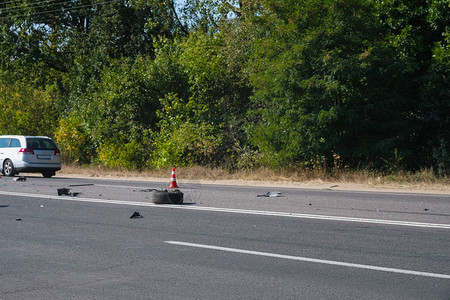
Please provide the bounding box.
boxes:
[56,173,450,195]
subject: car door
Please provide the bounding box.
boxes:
[8,138,23,166]
[0,138,9,168]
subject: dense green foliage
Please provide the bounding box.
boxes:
[1,0,449,174]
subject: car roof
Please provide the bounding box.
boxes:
[0,135,52,139]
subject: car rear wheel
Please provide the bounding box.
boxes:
[42,171,55,178]
[3,159,15,176]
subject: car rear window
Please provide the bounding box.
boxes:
[26,138,57,150]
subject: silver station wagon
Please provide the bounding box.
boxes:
[0,135,61,178]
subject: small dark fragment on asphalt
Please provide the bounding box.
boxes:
[16,218,22,221]
[57,188,71,196]
[424,208,429,211]
[130,212,143,219]
[13,176,26,182]
[140,189,157,193]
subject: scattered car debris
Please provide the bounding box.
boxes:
[130,211,143,219]
[16,218,22,221]
[257,191,282,197]
[57,188,81,196]
[268,191,282,197]
[324,185,339,190]
[13,176,26,182]
[139,188,158,193]
[57,188,71,196]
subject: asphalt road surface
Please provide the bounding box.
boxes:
[1,175,449,299]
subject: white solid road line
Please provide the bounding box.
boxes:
[166,241,450,279]
[1,190,449,229]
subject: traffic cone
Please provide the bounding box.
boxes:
[168,167,179,188]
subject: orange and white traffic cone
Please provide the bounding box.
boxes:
[168,167,179,188]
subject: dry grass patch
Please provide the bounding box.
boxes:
[59,164,449,193]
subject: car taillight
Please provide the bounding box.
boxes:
[19,148,34,155]
[54,149,61,156]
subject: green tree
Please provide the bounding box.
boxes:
[375,0,450,173]
[63,38,190,166]
[246,0,419,170]
[151,93,224,168]
[0,82,58,136]
[177,30,253,168]
[420,30,450,175]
